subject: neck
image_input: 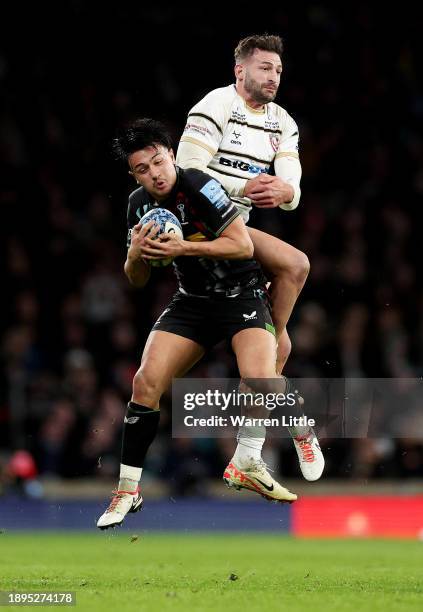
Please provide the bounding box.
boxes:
[235,84,264,111]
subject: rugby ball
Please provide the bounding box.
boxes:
[139,207,184,267]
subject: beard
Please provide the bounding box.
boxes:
[244,72,277,104]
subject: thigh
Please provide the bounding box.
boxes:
[139,330,205,388]
[247,226,303,278]
[231,327,277,379]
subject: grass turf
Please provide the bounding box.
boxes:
[0,533,422,611]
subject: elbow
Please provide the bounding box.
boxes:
[239,236,254,259]
[124,260,150,288]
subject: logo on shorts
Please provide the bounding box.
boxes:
[124,416,140,424]
[243,311,257,321]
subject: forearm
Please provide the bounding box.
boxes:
[124,252,151,287]
[183,236,253,260]
[274,155,302,210]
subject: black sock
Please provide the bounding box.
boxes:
[121,401,160,468]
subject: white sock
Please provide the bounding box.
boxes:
[118,463,142,493]
[232,425,265,469]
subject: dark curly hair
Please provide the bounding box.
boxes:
[112,118,172,161]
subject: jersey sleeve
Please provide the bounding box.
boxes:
[274,112,302,210]
[178,89,226,157]
[126,189,144,247]
[184,169,240,237]
[177,139,247,198]
[275,112,300,159]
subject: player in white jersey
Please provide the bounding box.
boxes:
[177,34,324,484]
[177,34,308,376]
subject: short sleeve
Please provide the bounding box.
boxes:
[184,169,240,237]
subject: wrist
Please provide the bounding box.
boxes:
[284,184,294,203]
[181,240,195,256]
[127,246,143,262]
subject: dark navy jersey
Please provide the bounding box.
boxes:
[126,167,265,296]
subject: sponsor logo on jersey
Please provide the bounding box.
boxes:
[231,130,242,145]
[184,122,212,136]
[199,179,228,210]
[264,120,281,130]
[219,156,270,175]
[231,110,246,122]
[269,134,280,152]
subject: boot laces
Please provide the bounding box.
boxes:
[251,458,274,475]
[106,489,134,513]
[297,437,315,463]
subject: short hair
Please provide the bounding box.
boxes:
[234,34,283,63]
[112,118,172,161]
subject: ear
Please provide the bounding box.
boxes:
[128,170,139,184]
[235,63,244,81]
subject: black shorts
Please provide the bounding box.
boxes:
[152,289,275,349]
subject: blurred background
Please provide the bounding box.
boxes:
[1,2,422,533]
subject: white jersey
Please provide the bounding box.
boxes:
[177,84,301,221]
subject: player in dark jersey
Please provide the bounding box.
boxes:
[97,118,299,529]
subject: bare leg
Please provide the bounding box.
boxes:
[132,330,205,408]
[231,327,278,445]
[247,227,310,374]
[223,327,297,502]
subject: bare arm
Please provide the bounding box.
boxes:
[140,216,253,262]
[124,222,156,287]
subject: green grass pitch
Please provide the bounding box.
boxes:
[0,533,422,611]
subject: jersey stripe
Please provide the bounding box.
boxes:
[180,135,217,156]
[228,119,282,134]
[187,112,223,135]
[215,210,240,236]
[275,151,299,159]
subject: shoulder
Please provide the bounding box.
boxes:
[127,186,147,221]
[179,166,216,191]
[189,85,237,112]
[179,167,231,202]
[269,102,298,131]
[128,186,146,208]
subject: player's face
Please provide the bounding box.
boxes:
[128,145,177,201]
[238,49,282,105]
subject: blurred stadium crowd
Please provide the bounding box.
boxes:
[1,4,422,494]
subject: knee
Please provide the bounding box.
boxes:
[290,250,310,288]
[133,368,163,403]
[271,248,310,289]
[278,330,292,358]
[276,331,292,374]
